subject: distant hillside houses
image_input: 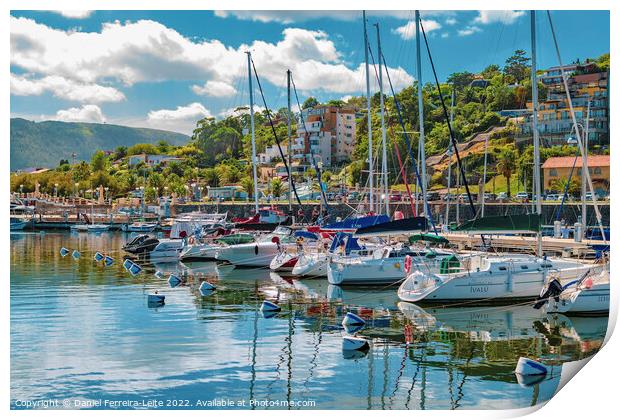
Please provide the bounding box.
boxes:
[507,61,609,148]
[127,153,185,167]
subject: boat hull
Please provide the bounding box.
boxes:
[215,242,279,268]
[398,259,598,303]
[291,254,329,277]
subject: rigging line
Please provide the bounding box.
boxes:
[249,57,303,208]
[419,19,476,219]
[380,51,438,234]
[289,73,330,213]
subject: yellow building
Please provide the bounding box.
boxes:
[541,155,610,194]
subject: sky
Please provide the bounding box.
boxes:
[9,10,610,135]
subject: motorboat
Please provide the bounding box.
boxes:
[269,231,321,272]
[122,234,160,254]
[215,226,295,268]
[122,221,158,232]
[87,224,109,232]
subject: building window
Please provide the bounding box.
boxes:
[594,167,602,175]
[549,169,558,177]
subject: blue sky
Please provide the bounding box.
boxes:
[10,10,610,134]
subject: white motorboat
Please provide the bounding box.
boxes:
[398,253,600,303]
[544,268,610,315]
[328,245,454,286]
[215,226,294,268]
[149,238,185,262]
[87,224,109,232]
[122,222,158,232]
[269,250,299,272]
[291,252,330,277]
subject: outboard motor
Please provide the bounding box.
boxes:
[533,278,563,309]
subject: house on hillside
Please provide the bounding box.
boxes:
[542,155,609,195]
[127,153,184,167]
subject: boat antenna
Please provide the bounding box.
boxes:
[249,56,303,207]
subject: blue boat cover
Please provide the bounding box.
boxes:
[294,230,320,240]
[323,214,390,231]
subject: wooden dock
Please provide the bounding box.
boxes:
[443,233,607,258]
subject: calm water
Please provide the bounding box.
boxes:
[10,231,608,410]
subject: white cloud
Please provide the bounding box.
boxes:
[458,26,482,37]
[441,32,450,38]
[52,11,93,19]
[445,17,457,26]
[10,16,413,95]
[147,102,212,133]
[10,73,125,103]
[148,102,212,121]
[214,10,414,24]
[473,11,525,25]
[191,80,237,97]
[54,104,105,123]
[217,105,267,118]
[392,19,441,40]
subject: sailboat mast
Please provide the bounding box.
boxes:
[363,11,374,213]
[287,69,293,212]
[376,23,389,216]
[416,11,429,218]
[582,100,591,225]
[530,11,542,256]
[247,51,259,213]
[445,86,455,226]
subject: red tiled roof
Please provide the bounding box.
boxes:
[542,155,609,169]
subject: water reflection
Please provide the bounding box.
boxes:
[10,232,608,410]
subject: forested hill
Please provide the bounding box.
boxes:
[10,118,189,171]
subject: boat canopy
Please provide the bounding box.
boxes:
[216,233,255,245]
[355,216,428,237]
[323,214,390,231]
[409,233,449,244]
[453,214,541,234]
[328,232,364,254]
[294,230,320,240]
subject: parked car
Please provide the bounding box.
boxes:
[515,192,532,201]
[389,193,402,202]
[497,192,509,201]
[544,194,559,201]
[585,192,599,201]
[481,193,496,201]
[426,192,441,202]
[442,193,456,202]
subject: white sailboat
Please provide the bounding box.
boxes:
[543,267,610,315]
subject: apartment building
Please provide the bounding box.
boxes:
[516,62,609,147]
[291,105,356,168]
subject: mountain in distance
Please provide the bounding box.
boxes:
[10,118,190,171]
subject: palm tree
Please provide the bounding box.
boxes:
[496,147,516,197]
[241,176,254,200]
[271,177,284,199]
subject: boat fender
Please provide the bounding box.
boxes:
[260,300,281,313]
[582,277,594,289]
[189,236,195,245]
[515,357,548,376]
[342,312,366,327]
[404,255,413,273]
[168,274,182,287]
[342,336,370,352]
[199,281,216,293]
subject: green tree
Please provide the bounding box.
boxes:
[270,177,284,198]
[496,146,517,196]
[90,150,108,172]
[302,97,319,109]
[240,176,254,199]
[504,50,530,84]
[447,71,475,89]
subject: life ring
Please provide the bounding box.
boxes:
[404,255,413,274]
[188,236,195,245]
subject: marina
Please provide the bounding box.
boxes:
[8,6,612,413]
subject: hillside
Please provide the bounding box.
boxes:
[10,118,189,171]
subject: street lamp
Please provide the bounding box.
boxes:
[74,183,79,197]
[54,183,59,197]
[104,187,109,204]
[19,184,23,195]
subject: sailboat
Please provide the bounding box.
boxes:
[398,11,601,303]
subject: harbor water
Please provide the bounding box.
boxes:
[11,231,608,410]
